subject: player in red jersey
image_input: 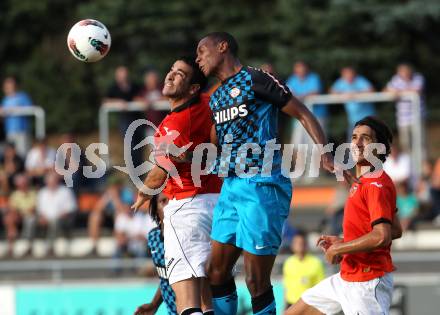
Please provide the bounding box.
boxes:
[132,57,222,315]
[286,116,402,315]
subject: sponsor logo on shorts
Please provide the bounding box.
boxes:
[255,245,269,250]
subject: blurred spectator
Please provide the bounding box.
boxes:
[385,63,425,152]
[282,231,325,309]
[396,181,418,231]
[135,69,167,132]
[383,142,411,184]
[1,76,32,157]
[320,181,350,235]
[2,174,37,257]
[55,133,88,194]
[105,66,142,104]
[415,160,433,216]
[331,66,375,136]
[104,66,144,168]
[0,142,24,193]
[113,206,156,263]
[137,69,165,104]
[286,61,327,130]
[431,158,440,225]
[280,220,298,253]
[36,172,77,256]
[88,175,134,255]
[25,138,56,187]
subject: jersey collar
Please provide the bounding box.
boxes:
[171,95,200,113]
[221,66,244,83]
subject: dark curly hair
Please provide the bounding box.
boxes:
[354,116,393,162]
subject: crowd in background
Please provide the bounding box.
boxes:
[0,60,439,262]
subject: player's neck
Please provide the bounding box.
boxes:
[296,252,306,260]
[355,163,382,178]
[216,57,242,82]
[168,94,194,111]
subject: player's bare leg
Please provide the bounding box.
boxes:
[284,299,324,315]
[171,278,202,314]
[200,277,214,314]
[207,240,242,315]
[208,241,242,284]
[243,251,277,314]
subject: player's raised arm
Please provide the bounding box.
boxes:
[281,96,327,148]
[283,95,359,183]
[131,166,168,211]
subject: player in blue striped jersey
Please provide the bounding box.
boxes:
[134,194,177,315]
[196,32,353,315]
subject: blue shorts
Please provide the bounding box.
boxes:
[211,175,292,255]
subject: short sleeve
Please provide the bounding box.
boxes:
[285,76,295,93]
[282,257,293,279]
[386,75,399,89]
[310,73,322,93]
[331,79,344,92]
[20,93,32,106]
[36,191,44,214]
[249,68,292,108]
[412,74,425,90]
[364,182,394,226]
[114,214,129,232]
[357,77,373,91]
[61,187,77,213]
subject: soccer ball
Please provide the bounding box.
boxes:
[67,19,111,62]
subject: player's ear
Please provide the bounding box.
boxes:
[218,41,228,53]
[189,83,200,95]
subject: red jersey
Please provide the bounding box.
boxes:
[154,94,221,200]
[341,170,396,282]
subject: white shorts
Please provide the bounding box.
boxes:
[163,193,218,285]
[302,272,393,315]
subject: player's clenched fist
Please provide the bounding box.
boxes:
[316,235,343,251]
[317,235,343,264]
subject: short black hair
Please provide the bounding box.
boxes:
[354,116,393,162]
[4,75,19,85]
[294,229,307,239]
[204,32,239,57]
[149,195,161,226]
[178,55,207,91]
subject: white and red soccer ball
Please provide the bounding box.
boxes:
[67,19,111,62]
